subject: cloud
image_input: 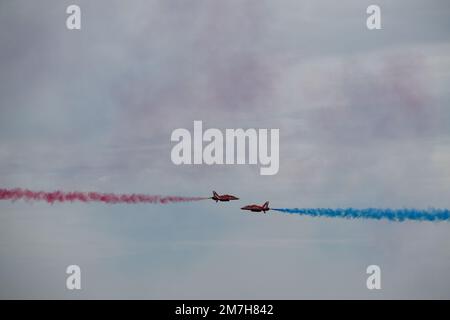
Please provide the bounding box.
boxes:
[1,0,450,299]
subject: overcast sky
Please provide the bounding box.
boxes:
[1,0,450,298]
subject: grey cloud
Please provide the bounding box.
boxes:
[1,0,450,299]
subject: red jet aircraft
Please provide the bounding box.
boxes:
[241,201,270,213]
[211,191,239,202]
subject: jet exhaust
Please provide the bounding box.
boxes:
[271,207,450,222]
[0,188,208,205]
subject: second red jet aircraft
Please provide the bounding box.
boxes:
[241,201,270,213]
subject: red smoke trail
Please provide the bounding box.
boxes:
[0,188,208,205]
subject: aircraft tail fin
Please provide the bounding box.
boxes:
[263,201,269,210]
[213,191,219,197]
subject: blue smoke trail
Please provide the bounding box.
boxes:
[271,208,450,222]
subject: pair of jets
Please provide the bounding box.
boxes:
[210,191,270,214]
